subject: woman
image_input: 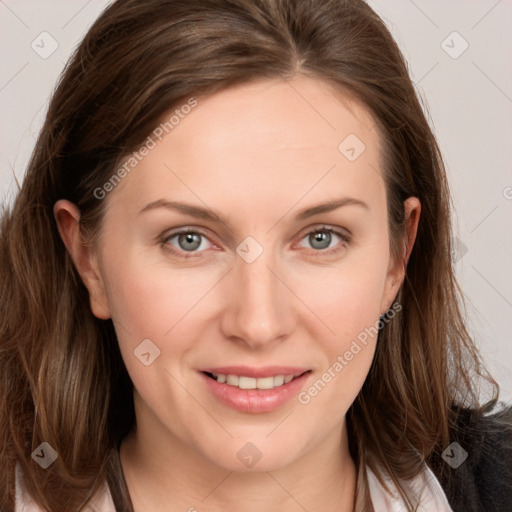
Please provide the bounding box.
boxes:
[1,0,511,511]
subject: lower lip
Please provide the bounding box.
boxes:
[200,372,311,413]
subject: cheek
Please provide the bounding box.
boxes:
[106,271,175,338]
[296,274,385,417]
[102,256,200,425]
[316,275,384,331]
[99,247,226,397]
[298,248,390,396]
[298,252,389,341]
[100,241,209,337]
[317,281,381,393]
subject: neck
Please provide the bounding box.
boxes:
[119,398,356,512]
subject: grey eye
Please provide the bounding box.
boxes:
[164,231,210,253]
[308,230,333,250]
[176,232,203,251]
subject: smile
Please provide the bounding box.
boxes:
[205,372,304,390]
[198,367,312,413]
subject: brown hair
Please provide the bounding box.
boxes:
[0,0,499,510]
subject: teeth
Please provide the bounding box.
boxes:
[254,377,274,389]
[239,376,256,389]
[273,375,285,386]
[211,373,298,389]
[226,374,239,386]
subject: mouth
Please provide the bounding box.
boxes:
[202,370,310,390]
[198,367,312,413]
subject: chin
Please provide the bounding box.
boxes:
[197,438,301,473]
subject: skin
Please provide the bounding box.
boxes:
[55,76,420,511]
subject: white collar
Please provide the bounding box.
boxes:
[367,463,454,511]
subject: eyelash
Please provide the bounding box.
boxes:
[160,225,351,259]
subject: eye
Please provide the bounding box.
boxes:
[160,225,351,259]
[296,225,351,255]
[162,229,213,258]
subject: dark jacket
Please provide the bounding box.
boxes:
[428,403,512,512]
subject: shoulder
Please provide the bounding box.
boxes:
[430,401,512,512]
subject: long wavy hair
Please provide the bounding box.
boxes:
[0,0,499,510]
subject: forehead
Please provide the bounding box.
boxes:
[113,76,385,217]
[166,77,378,158]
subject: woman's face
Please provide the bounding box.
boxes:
[73,77,417,471]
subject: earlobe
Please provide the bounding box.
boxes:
[53,200,111,320]
[380,197,421,315]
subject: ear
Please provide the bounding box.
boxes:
[380,196,421,315]
[53,199,111,320]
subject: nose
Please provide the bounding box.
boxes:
[219,241,295,349]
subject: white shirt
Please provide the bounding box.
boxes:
[367,463,454,511]
[16,461,453,511]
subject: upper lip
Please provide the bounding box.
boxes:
[199,366,310,378]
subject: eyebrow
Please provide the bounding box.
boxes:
[139,197,368,228]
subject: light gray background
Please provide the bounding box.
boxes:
[1,0,511,401]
